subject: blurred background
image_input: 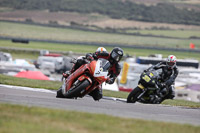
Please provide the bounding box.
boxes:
[0,0,200,102]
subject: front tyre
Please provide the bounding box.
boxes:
[65,79,90,98]
[127,87,143,103]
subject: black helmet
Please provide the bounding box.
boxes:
[110,47,123,62]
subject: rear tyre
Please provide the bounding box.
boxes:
[65,79,90,98]
[56,87,65,98]
[127,87,143,103]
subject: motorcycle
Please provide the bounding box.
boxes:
[56,58,110,99]
[127,70,166,104]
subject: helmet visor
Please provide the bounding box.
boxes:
[167,62,175,67]
[111,51,121,62]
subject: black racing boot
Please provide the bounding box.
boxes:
[62,71,71,78]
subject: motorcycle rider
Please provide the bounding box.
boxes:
[145,55,179,102]
[63,47,109,78]
[63,47,124,100]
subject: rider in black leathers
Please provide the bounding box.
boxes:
[145,55,179,101]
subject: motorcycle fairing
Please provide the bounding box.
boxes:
[65,64,89,93]
[78,75,92,91]
[138,84,145,89]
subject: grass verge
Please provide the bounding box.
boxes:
[162,99,200,108]
[0,74,61,90]
[0,74,200,108]
[0,103,200,133]
[1,40,200,61]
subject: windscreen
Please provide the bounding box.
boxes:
[93,58,110,78]
[99,58,111,72]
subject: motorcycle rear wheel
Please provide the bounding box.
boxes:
[127,87,142,103]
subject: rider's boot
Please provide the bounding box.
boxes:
[62,71,71,78]
[62,58,86,79]
[151,95,162,104]
[149,95,155,102]
[62,63,77,78]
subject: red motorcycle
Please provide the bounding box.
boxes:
[56,58,110,99]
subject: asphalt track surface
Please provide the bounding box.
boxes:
[0,84,200,126]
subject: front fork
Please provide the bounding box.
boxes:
[137,84,147,99]
[137,89,147,100]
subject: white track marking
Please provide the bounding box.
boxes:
[0,84,56,94]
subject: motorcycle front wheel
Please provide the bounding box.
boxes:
[65,79,90,98]
[127,87,143,103]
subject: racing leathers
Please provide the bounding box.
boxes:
[146,61,179,100]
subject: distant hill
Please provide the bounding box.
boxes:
[0,0,200,25]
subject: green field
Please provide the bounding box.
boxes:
[1,40,200,61]
[0,21,200,49]
[1,103,199,133]
[125,29,200,38]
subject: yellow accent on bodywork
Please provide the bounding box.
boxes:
[142,75,151,82]
[138,84,145,89]
[150,73,154,77]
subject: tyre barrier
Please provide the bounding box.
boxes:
[12,38,29,44]
[136,57,199,68]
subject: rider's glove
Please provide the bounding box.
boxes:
[86,53,94,61]
[165,79,174,86]
[93,53,98,60]
[106,77,115,84]
[158,82,166,88]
